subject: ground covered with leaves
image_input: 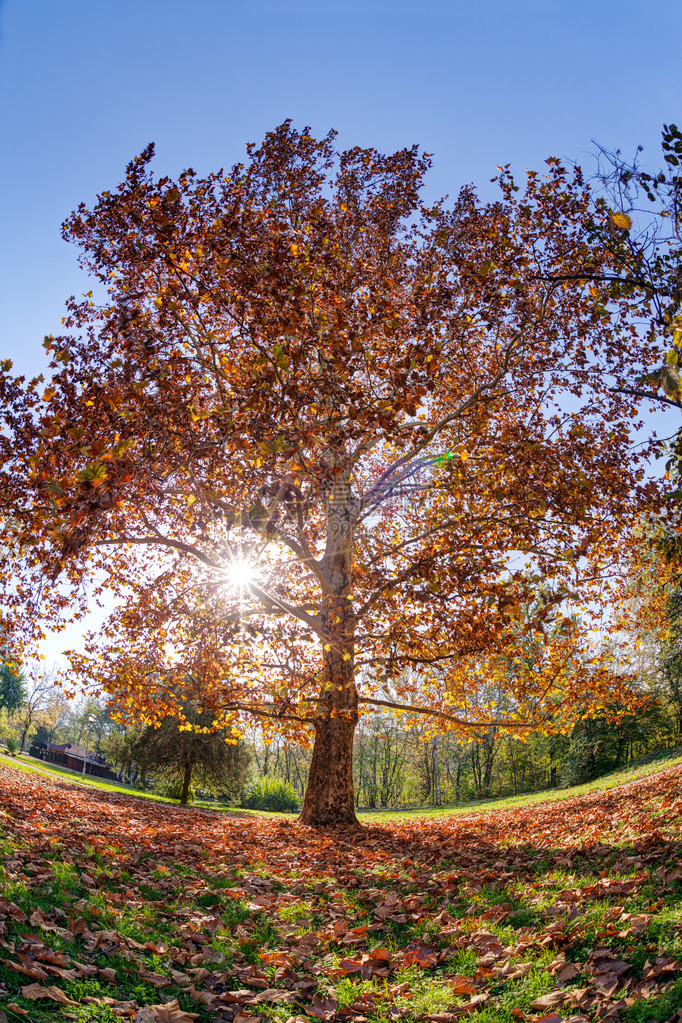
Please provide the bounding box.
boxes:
[0,763,680,1023]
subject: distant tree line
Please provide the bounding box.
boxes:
[3,576,681,812]
[249,687,681,810]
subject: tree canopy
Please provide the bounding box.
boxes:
[0,122,664,823]
[104,706,250,806]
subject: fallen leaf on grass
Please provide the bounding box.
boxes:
[449,977,479,995]
[619,912,653,935]
[83,996,137,1010]
[307,993,340,1019]
[134,999,199,1022]
[4,958,49,981]
[188,985,218,1007]
[642,955,682,979]
[547,957,581,985]
[254,988,298,1005]
[140,970,172,987]
[20,982,78,1006]
[492,961,533,981]
[530,992,566,1011]
[334,948,392,979]
[401,942,439,968]
[6,1006,29,1018]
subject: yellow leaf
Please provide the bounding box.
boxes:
[610,211,632,231]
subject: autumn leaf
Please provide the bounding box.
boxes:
[306,993,339,1019]
[401,942,439,968]
[20,982,78,1005]
[134,999,199,1022]
[610,211,632,231]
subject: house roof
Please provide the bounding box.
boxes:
[47,742,108,765]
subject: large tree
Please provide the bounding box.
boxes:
[0,124,663,824]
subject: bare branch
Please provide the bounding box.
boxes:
[358,695,541,730]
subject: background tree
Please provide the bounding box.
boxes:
[12,667,61,750]
[662,587,682,734]
[100,723,145,785]
[123,706,250,805]
[0,123,664,824]
[0,661,26,716]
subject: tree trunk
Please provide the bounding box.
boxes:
[482,729,497,793]
[300,703,358,824]
[180,761,193,806]
[299,609,358,824]
[300,482,360,826]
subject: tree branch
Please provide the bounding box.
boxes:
[358,695,540,730]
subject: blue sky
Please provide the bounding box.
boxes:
[1,0,680,381]
[1,0,680,667]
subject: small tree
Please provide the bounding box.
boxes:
[129,706,250,805]
[0,662,26,716]
[13,668,63,750]
[100,723,145,784]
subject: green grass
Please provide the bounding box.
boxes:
[359,747,682,821]
[9,745,682,827]
[1,752,253,814]
[0,751,680,1022]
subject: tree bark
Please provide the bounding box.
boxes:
[299,483,361,826]
[180,761,193,806]
[300,699,358,824]
[299,603,359,824]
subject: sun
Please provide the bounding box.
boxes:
[224,559,256,590]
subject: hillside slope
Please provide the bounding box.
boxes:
[0,761,680,1022]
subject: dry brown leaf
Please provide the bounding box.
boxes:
[20,982,79,1006]
[449,976,479,995]
[451,994,489,1017]
[307,993,340,1019]
[530,992,566,1011]
[134,999,199,1022]
[140,970,172,987]
[5,959,49,981]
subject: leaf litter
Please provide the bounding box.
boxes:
[0,762,680,1021]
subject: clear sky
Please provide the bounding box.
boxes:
[1,0,680,666]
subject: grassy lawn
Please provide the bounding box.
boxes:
[360,746,682,821]
[7,745,682,824]
[0,757,680,1022]
[0,752,247,815]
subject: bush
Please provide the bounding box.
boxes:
[5,736,19,755]
[241,777,299,813]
